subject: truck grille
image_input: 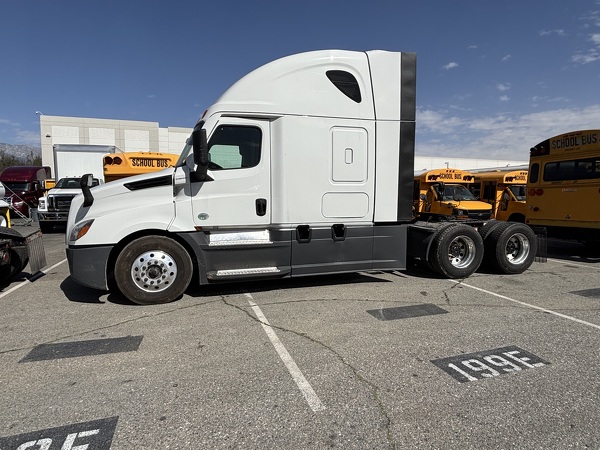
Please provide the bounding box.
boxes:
[48,195,77,211]
[466,211,492,220]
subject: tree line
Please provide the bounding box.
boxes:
[0,149,43,173]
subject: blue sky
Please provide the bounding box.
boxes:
[2,0,600,160]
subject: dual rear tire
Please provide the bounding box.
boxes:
[428,221,537,278]
[481,221,537,274]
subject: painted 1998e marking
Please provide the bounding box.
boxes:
[431,346,549,383]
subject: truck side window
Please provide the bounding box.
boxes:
[208,125,262,170]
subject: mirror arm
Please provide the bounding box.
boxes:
[80,174,94,207]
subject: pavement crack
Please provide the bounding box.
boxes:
[222,295,397,450]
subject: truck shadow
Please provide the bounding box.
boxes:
[60,272,393,306]
[185,272,392,299]
[60,277,133,305]
[545,238,600,263]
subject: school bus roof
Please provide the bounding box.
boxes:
[472,169,528,184]
[530,129,600,156]
[414,168,476,183]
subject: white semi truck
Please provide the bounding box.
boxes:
[65,50,537,305]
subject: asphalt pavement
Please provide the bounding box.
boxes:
[1,226,599,449]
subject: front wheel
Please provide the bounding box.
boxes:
[115,236,193,305]
[483,222,537,274]
[429,224,484,278]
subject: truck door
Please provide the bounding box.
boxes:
[191,118,271,227]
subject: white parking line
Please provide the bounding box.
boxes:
[245,293,325,412]
[450,280,600,331]
[0,259,67,300]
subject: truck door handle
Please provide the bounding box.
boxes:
[256,198,267,216]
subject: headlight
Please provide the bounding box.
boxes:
[69,219,95,242]
[38,198,46,210]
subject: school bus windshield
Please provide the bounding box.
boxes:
[508,184,526,201]
[440,184,477,201]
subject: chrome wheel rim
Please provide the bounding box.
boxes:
[131,250,177,292]
[505,233,530,265]
[448,236,476,268]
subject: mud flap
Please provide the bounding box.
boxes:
[25,230,47,273]
[0,228,47,275]
[530,226,547,263]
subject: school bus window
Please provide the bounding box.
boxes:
[543,157,600,182]
[529,163,539,183]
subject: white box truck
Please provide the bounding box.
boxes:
[53,144,114,182]
[65,50,537,305]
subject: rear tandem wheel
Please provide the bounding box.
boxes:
[429,224,484,278]
[482,222,537,274]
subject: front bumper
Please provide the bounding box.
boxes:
[66,244,114,291]
[38,211,70,222]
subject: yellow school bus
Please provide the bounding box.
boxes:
[414,168,493,221]
[527,129,600,243]
[472,168,528,222]
[103,151,179,182]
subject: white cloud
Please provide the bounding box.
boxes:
[443,62,459,70]
[572,51,600,64]
[496,83,510,92]
[416,105,600,160]
[499,95,510,102]
[572,11,600,64]
[502,54,511,61]
[539,29,566,37]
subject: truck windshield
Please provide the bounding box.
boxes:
[2,182,29,191]
[176,122,205,167]
[176,140,193,167]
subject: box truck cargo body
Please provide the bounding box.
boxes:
[65,50,537,305]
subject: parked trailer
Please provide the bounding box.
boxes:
[65,50,538,305]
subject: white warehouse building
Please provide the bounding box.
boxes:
[39,115,193,175]
[39,115,527,175]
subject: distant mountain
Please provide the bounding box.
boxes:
[0,143,41,161]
